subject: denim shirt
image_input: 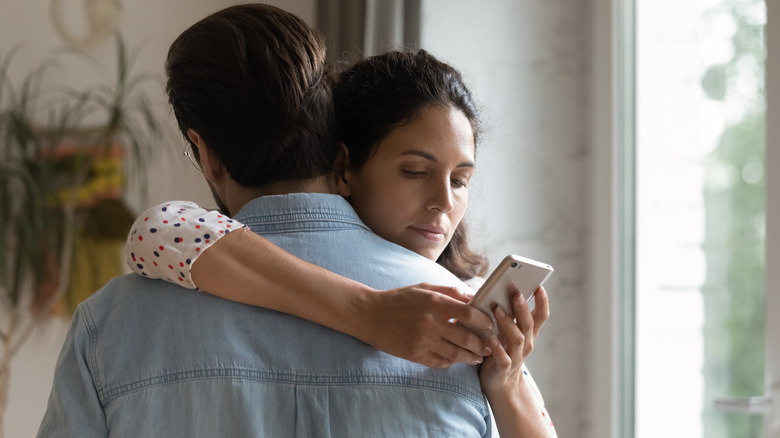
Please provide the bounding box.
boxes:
[38,193,494,437]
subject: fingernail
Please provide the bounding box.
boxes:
[517,294,526,305]
[473,358,483,365]
[495,306,507,317]
[490,336,500,346]
[482,347,492,356]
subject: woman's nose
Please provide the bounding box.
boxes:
[426,178,454,214]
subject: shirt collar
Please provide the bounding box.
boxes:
[233,193,370,231]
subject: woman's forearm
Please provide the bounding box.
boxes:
[127,201,493,367]
[191,227,378,338]
[126,201,373,334]
[485,380,557,438]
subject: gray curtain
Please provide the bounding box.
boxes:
[317,0,365,65]
[317,0,420,66]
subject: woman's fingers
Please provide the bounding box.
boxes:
[423,283,494,332]
[530,286,550,339]
[487,334,511,369]
[511,293,535,359]
[442,323,493,359]
[479,299,533,393]
[417,283,495,354]
[377,283,493,367]
[423,283,473,304]
[428,337,486,367]
[493,304,526,355]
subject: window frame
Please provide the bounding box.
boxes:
[615,0,637,435]
[763,2,780,437]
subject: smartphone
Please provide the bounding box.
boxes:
[463,254,554,339]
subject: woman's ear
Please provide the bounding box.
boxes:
[333,142,353,198]
[186,128,225,184]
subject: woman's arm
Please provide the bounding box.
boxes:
[127,201,494,368]
[479,287,557,437]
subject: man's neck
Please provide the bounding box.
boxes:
[225,175,338,216]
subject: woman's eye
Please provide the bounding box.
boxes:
[451,172,472,188]
[402,170,425,178]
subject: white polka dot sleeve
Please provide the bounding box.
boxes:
[125,201,246,289]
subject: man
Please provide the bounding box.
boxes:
[38,4,494,437]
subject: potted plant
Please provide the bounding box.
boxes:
[0,34,162,437]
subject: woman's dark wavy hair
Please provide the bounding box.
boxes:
[333,50,489,280]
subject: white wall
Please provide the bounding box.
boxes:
[420,1,596,437]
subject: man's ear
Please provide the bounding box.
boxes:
[333,142,353,198]
[186,128,225,183]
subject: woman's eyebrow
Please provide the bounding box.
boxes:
[401,149,475,168]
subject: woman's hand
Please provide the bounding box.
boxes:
[479,285,549,391]
[479,286,556,437]
[360,283,495,369]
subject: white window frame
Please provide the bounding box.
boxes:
[762,2,780,436]
[589,0,628,436]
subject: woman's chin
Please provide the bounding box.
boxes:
[401,242,446,262]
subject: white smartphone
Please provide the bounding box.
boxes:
[463,254,554,339]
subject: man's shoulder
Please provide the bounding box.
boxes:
[84,273,180,303]
[299,234,465,291]
[235,193,465,288]
[78,274,206,325]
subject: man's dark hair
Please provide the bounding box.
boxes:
[165,4,337,188]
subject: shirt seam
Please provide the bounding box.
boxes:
[79,303,104,403]
[236,213,369,231]
[99,367,487,408]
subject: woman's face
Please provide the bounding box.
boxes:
[342,105,476,261]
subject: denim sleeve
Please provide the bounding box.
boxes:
[37,305,109,437]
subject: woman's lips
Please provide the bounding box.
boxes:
[410,225,446,241]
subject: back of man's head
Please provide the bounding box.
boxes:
[165,4,337,188]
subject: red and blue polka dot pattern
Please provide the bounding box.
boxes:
[125,201,246,289]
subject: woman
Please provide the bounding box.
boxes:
[128,50,555,436]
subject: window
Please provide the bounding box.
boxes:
[629,0,773,437]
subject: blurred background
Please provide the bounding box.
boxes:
[1,1,778,437]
